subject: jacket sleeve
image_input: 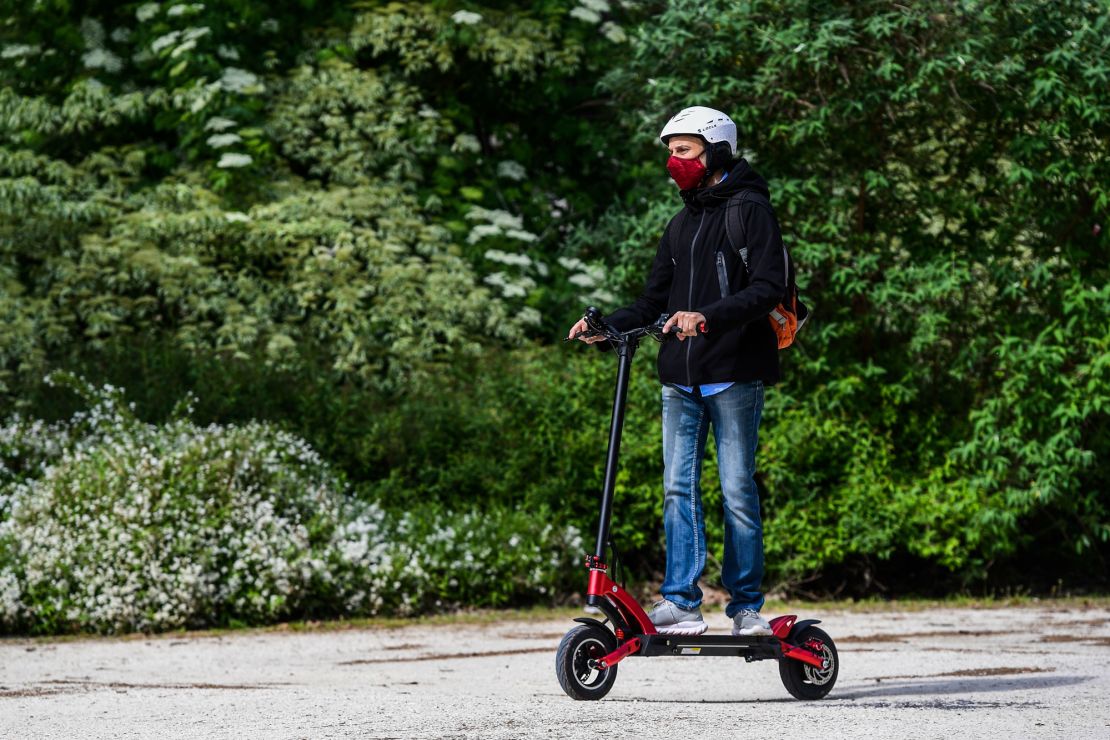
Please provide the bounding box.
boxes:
[603,217,677,331]
[697,201,786,331]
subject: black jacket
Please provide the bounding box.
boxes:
[606,158,786,386]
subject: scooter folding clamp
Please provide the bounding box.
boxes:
[584,555,607,570]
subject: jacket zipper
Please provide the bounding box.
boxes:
[686,212,706,386]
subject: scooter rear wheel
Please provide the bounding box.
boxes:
[556,624,618,700]
[779,625,839,700]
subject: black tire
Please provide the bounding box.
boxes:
[555,624,619,700]
[779,625,839,700]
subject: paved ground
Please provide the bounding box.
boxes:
[2,603,1109,739]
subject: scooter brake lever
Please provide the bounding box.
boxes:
[643,313,669,341]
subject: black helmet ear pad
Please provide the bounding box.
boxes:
[704,140,735,174]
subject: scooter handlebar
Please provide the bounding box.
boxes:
[566,310,706,345]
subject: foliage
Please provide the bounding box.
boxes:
[0,374,364,633]
[0,80,516,394]
[2,0,1109,633]
[0,375,580,634]
[0,0,630,400]
[590,0,1110,586]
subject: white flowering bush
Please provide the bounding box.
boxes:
[382,509,583,612]
[0,376,359,634]
[0,376,581,635]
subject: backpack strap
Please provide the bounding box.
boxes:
[724,190,772,271]
[723,190,751,271]
[724,190,784,279]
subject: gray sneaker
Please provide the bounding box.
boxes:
[649,599,708,636]
[732,608,772,636]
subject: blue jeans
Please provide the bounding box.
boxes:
[660,381,765,618]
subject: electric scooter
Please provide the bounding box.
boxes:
[556,307,838,701]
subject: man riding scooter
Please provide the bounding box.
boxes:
[568,106,788,637]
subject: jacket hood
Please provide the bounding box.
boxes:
[680,158,768,212]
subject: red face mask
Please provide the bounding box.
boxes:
[666,155,707,190]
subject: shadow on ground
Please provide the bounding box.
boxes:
[602,673,1090,706]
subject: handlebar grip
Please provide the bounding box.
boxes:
[583,307,608,336]
[665,323,707,337]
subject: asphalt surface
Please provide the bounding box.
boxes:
[2,603,1108,739]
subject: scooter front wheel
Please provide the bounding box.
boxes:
[779,625,839,700]
[556,624,618,700]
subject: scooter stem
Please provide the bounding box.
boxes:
[594,338,636,559]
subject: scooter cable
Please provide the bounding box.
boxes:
[607,537,626,590]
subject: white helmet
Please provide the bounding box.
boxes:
[659,106,737,156]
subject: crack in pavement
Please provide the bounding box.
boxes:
[1038,635,1110,646]
[338,646,552,665]
[839,629,1007,642]
[862,666,1055,681]
[1,678,289,698]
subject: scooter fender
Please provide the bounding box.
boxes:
[790,618,822,638]
[572,617,609,630]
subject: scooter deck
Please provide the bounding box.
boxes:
[636,633,782,660]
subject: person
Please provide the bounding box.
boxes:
[567,106,787,637]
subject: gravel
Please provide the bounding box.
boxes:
[2,603,1108,739]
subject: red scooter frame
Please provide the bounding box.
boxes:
[555,309,838,701]
[583,560,826,672]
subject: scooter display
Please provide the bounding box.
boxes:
[557,307,838,701]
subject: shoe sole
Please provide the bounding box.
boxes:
[732,626,773,637]
[656,621,709,636]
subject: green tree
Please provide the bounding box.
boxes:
[1,1,632,399]
[591,0,1110,587]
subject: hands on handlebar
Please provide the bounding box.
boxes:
[565,307,706,345]
[661,311,708,340]
[567,316,608,344]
